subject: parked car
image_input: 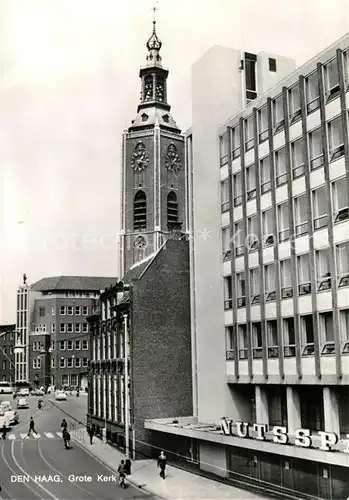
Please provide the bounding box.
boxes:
[5,409,19,424]
[0,410,10,430]
[0,401,12,412]
[17,388,29,397]
[55,391,67,401]
[17,398,29,409]
[31,388,44,396]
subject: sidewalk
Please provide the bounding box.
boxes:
[71,426,272,500]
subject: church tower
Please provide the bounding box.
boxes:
[119,13,186,276]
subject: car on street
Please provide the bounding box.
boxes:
[0,410,10,430]
[4,409,19,425]
[31,388,45,396]
[17,398,29,409]
[55,391,67,401]
[0,401,12,412]
[0,381,12,394]
[17,388,30,397]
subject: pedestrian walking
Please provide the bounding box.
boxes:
[61,419,67,435]
[63,429,71,449]
[27,417,37,437]
[125,457,132,475]
[157,451,167,479]
[117,460,127,488]
[87,425,94,445]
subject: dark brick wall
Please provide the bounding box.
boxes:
[0,325,15,382]
[131,238,193,456]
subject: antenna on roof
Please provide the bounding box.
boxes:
[23,273,27,285]
[239,0,245,109]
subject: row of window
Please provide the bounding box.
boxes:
[222,177,348,259]
[48,305,89,316]
[32,340,89,351]
[91,374,129,423]
[0,346,14,355]
[133,190,179,231]
[33,357,88,369]
[224,242,349,307]
[220,51,349,162]
[61,374,80,386]
[226,309,349,360]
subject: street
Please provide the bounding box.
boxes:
[0,393,155,500]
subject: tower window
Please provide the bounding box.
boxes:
[244,52,257,101]
[133,236,146,263]
[133,191,147,231]
[141,113,149,122]
[167,191,178,225]
[144,76,153,101]
[269,58,277,72]
[162,114,169,123]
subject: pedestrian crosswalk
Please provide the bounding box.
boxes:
[4,431,65,440]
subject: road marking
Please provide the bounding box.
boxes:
[33,433,40,438]
[20,433,27,439]
[45,432,54,438]
[8,433,15,440]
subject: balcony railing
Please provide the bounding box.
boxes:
[334,206,349,223]
[284,345,296,357]
[226,349,235,360]
[317,276,331,291]
[321,342,335,355]
[310,153,324,171]
[338,273,349,288]
[302,343,315,356]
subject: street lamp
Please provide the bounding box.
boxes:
[123,313,130,459]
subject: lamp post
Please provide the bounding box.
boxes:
[123,313,130,459]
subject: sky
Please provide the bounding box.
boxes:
[0,0,348,323]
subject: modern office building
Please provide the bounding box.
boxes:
[145,35,349,500]
[0,324,16,382]
[16,276,117,388]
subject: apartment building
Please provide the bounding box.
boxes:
[145,35,349,500]
[16,276,117,388]
[0,324,15,382]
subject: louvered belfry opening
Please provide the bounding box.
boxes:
[167,191,178,226]
[133,190,147,230]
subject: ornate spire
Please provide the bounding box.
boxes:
[146,5,162,66]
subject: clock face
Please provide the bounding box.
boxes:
[131,143,149,172]
[165,143,182,173]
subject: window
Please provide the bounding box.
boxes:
[51,359,55,368]
[273,95,284,132]
[234,220,245,256]
[82,323,89,333]
[50,341,55,351]
[233,172,242,206]
[224,277,232,310]
[319,312,334,344]
[260,156,271,193]
[328,117,344,161]
[269,58,276,72]
[70,373,77,386]
[167,191,179,226]
[316,249,331,291]
[221,180,230,212]
[300,315,314,346]
[289,84,301,123]
[236,272,246,307]
[250,268,260,303]
[297,254,311,295]
[51,323,56,334]
[59,340,66,350]
[305,71,320,113]
[82,340,88,350]
[280,259,293,298]
[75,357,81,368]
[39,307,45,317]
[222,227,230,260]
[245,116,254,151]
[51,306,56,316]
[60,323,66,333]
[262,209,274,246]
[75,340,81,350]
[339,309,349,341]
[267,321,278,350]
[67,340,73,350]
[82,306,88,315]
[75,323,81,333]
[33,358,41,369]
[283,318,296,353]
[245,53,257,101]
[309,127,324,170]
[67,323,73,333]
[291,138,304,179]
[220,133,229,166]
[336,242,349,287]
[133,190,147,230]
[278,202,290,242]
[275,147,287,186]
[238,325,248,358]
[324,58,340,101]
[252,323,262,356]
[59,358,66,368]
[75,306,81,315]
[232,125,241,159]
[332,178,349,223]
[246,164,256,199]
[294,195,308,236]
[67,306,73,315]
[82,358,88,367]
[312,186,328,230]
[60,306,66,315]
[265,263,276,301]
[67,358,73,368]
[226,327,234,354]
[248,215,259,251]
[258,106,269,142]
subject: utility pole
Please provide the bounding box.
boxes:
[124,313,130,458]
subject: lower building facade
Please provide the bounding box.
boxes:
[87,238,193,458]
[0,324,15,382]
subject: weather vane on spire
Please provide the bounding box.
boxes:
[146,0,162,54]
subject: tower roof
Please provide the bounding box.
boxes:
[145,6,163,68]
